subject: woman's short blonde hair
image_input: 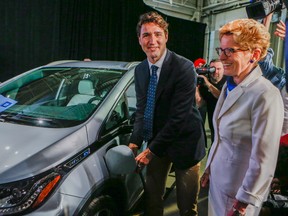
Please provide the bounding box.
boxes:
[219,18,270,59]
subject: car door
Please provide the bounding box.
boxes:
[100,81,144,211]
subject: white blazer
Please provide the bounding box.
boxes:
[205,66,284,213]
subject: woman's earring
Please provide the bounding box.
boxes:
[249,59,254,63]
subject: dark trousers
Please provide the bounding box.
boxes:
[144,156,201,216]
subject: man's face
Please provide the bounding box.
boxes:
[138,22,168,64]
[210,61,224,82]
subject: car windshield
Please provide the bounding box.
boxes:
[0,67,125,127]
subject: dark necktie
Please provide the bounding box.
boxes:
[143,65,158,141]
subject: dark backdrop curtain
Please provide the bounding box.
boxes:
[0,0,206,82]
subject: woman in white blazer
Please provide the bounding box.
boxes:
[201,19,284,216]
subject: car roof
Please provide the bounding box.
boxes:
[45,60,139,70]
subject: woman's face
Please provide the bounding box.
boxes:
[219,35,253,80]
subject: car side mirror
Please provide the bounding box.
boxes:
[105,145,136,175]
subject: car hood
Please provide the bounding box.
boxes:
[0,122,87,183]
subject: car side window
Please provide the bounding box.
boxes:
[105,95,128,131]
[125,82,136,117]
[104,82,135,132]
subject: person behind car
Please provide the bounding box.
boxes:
[197,59,226,146]
[201,18,284,216]
[260,13,287,135]
[257,13,288,216]
[128,11,206,216]
[260,134,288,216]
[194,58,206,68]
[194,58,207,124]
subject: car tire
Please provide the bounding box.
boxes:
[81,195,119,216]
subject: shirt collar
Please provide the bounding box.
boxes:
[148,48,167,70]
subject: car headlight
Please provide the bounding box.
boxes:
[0,172,61,215]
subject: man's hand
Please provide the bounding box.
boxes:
[274,20,286,40]
[195,86,203,108]
[128,143,139,157]
[198,74,214,91]
[200,172,210,188]
[271,178,281,194]
[198,74,211,87]
[135,148,154,171]
[262,13,286,40]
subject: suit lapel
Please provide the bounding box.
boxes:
[155,50,172,101]
[139,59,151,93]
[217,86,244,119]
[216,66,263,119]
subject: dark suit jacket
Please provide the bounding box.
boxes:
[129,50,206,169]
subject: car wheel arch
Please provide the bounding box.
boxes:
[76,178,128,216]
[80,195,118,216]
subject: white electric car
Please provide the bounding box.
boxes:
[0,60,144,216]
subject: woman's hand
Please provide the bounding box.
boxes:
[227,200,248,216]
[200,172,210,188]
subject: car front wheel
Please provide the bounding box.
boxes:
[81,195,119,216]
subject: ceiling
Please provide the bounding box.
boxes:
[143,0,250,22]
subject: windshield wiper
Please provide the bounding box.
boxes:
[0,113,13,122]
[0,113,32,122]
[0,113,45,124]
[0,113,63,127]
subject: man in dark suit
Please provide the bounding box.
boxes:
[128,11,206,216]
